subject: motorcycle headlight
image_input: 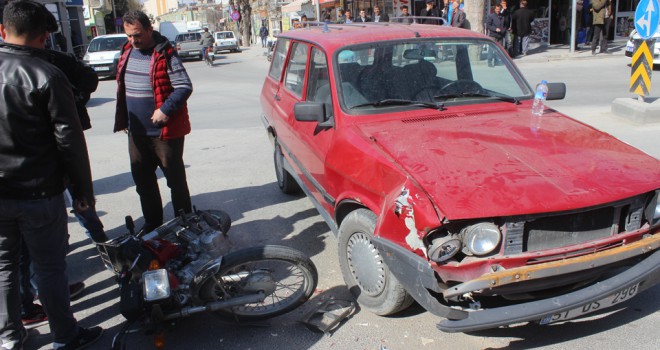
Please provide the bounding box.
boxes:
[142,269,170,301]
[462,222,501,256]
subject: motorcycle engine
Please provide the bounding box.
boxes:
[143,210,233,305]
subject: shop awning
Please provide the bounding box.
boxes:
[281,0,310,13]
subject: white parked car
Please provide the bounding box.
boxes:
[83,34,127,77]
[625,28,660,65]
[213,31,240,54]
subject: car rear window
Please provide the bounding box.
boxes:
[88,37,126,53]
[175,32,202,42]
[215,32,235,39]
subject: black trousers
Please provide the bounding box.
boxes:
[128,133,191,227]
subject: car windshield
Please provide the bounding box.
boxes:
[216,32,234,39]
[87,37,126,52]
[335,39,533,111]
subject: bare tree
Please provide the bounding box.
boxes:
[230,0,252,47]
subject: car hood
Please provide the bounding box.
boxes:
[354,107,660,220]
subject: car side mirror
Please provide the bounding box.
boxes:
[294,101,328,122]
[546,82,566,101]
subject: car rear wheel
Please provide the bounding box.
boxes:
[274,140,300,194]
[338,209,414,315]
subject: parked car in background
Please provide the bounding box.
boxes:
[260,23,660,333]
[82,34,127,78]
[213,31,240,54]
[175,31,204,60]
[625,27,660,65]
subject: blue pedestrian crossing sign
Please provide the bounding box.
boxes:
[635,0,660,40]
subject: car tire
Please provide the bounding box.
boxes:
[274,140,300,194]
[338,209,414,316]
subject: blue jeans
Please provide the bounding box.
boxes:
[0,194,78,345]
[65,188,107,243]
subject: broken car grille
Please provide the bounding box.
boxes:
[503,194,647,255]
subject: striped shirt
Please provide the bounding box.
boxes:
[125,48,192,136]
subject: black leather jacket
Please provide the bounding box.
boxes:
[0,43,94,203]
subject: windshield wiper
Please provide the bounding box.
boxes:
[352,99,446,111]
[433,92,520,104]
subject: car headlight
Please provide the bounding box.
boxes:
[83,54,90,62]
[646,190,660,227]
[142,269,170,301]
[462,222,501,256]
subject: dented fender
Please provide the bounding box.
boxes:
[376,179,444,259]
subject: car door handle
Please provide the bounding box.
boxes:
[274,94,281,101]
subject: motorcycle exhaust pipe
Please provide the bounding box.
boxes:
[164,291,265,320]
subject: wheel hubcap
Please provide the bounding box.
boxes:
[346,232,386,297]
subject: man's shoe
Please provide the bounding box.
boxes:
[52,327,103,350]
[21,304,48,328]
[69,282,85,300]
[1,327,28,350]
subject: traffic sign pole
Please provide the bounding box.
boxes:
[631,0,659,101]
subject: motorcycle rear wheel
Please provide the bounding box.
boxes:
[199,245,318,321]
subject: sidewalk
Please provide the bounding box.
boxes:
[513,38,629,63]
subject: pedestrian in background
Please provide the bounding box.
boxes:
[356,9,370,23]
[486,3,506,66]
[590,0,608,54]
[114,10,194,235]
[420,0,441,24]
[512,0,535,56]
[372,6,389,22]
[0,1,103,349]
[259,24,268,48]
[400,5,413,24]
[450,0,467,28]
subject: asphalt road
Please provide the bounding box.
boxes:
[27,45,660,350]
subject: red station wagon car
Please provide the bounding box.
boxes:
[260,22,660,332]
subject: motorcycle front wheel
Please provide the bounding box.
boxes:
[198,245,318,321]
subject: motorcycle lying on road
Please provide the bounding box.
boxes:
[96,208,318,349]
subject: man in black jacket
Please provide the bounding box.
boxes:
[486,3,506,66]
[0,1,103,349]
[512,0,535,56]
[420,0,441,24]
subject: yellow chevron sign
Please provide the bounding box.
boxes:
[630,39,655,96]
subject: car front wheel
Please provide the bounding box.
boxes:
[338,209,414,315]
[273,140,300,194]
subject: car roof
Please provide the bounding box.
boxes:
[278,23,486,50]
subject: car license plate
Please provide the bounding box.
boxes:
[93,66,110,72]
[539,283,639,325]
[626,44,634,53]
[189,51,200,55]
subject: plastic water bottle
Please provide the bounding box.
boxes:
[531,80,548,117]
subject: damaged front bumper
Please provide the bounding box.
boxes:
[372,235,660,333]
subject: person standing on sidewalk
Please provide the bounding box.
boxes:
[0,1,103,349]
[114,10,194,235]
[259,24,268,48]
[450,0,467,28]
[590,0,608,54]
[486,3,506,66]
[512,0,535,56]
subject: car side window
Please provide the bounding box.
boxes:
[269,38,290,81]
[283,42,309,97]
[306,47,330,104]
